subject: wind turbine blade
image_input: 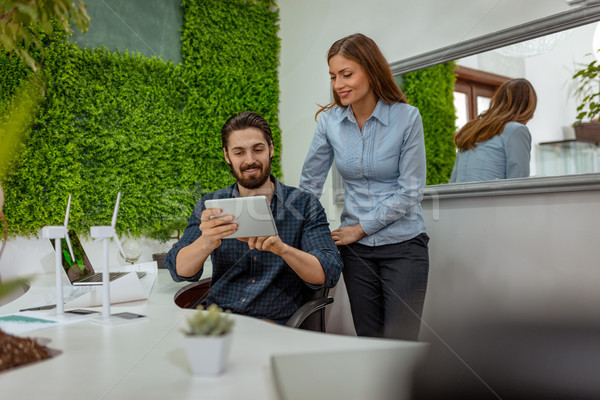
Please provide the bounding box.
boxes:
[112,233,125,261]
[64,233,76,264]
[63,194,72,227]
[111,192,121,228]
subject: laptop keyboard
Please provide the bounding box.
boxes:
[38,284,95,306]
[28,271,151,309]
[76,271,145,283]
[77,272,127,283]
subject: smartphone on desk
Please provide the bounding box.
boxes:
[65,309,98,315]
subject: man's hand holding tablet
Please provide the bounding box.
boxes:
[202,196,278,248]
[198,208,238,250]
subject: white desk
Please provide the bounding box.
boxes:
[0,271,426,399]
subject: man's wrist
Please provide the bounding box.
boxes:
[196,235,219,253]
[273,241,289,257]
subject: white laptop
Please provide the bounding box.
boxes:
[50,230,145,286]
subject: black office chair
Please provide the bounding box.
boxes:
[174,277,334,332]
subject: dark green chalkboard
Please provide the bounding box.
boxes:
[70,0,183,64]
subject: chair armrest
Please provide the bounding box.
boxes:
[173,277,211,309]
[285,296,334,329]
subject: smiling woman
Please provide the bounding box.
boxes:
[300,33,430,341]
[328,54,377,129]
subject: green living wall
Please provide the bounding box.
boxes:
[180,0,281,191]
[0,0,281,237]
[400,62,457,185]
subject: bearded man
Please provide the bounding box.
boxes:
[165,111,342,324]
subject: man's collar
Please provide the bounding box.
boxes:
[271,175,284,206]
[231,184,240,198]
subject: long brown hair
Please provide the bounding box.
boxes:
[316,33,406,119]
[454,78,537,151]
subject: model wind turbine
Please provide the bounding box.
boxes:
[41,195,76,316]
[90,192,126,321]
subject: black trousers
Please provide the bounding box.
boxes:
[340,233,430,341]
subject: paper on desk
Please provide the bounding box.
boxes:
[0,311,86,335]
[116,261,158,297]
[64,272,147,308]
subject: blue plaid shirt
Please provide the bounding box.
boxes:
[165,176,343,324]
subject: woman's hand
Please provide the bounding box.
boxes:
[331,224,366,246]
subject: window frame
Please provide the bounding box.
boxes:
[453,66,509,121]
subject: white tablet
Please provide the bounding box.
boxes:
[204,195,278,239]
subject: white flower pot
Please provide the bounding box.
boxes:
[184,332,233,375]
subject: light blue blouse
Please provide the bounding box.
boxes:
[299,99,427,247]
[449,121,531,183]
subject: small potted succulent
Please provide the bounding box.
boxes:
[572,55,600,143]
[182,303,235,375]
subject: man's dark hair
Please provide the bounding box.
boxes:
[221,111,274,149]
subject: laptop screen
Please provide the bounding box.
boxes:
[50,230,95,283]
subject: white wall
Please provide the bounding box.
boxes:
[524,24,595,144]
[420,187,600,338]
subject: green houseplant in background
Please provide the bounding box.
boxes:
[1,0,90,296]
[572,55,600,143]
[182,304,235,375]
[145,183,206,268]
[0,1,91,370]
[148,216,189,269]
[0,0,90,73]
[399,61,458,185]
[0,83,39,302]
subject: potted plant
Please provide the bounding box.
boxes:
[147,217,188,269]
[181,304,235,375]
[0,2,88,372]
[572,56,600,143]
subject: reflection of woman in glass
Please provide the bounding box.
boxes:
[300,33,429,341]
[449,78,537,183]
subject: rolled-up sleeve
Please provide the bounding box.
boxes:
[300,194,343,289]
[300,115,334,198]
[164,201,205,282]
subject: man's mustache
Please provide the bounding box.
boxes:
[240,162,262,171]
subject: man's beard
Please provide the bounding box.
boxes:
[230,160,272,190]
